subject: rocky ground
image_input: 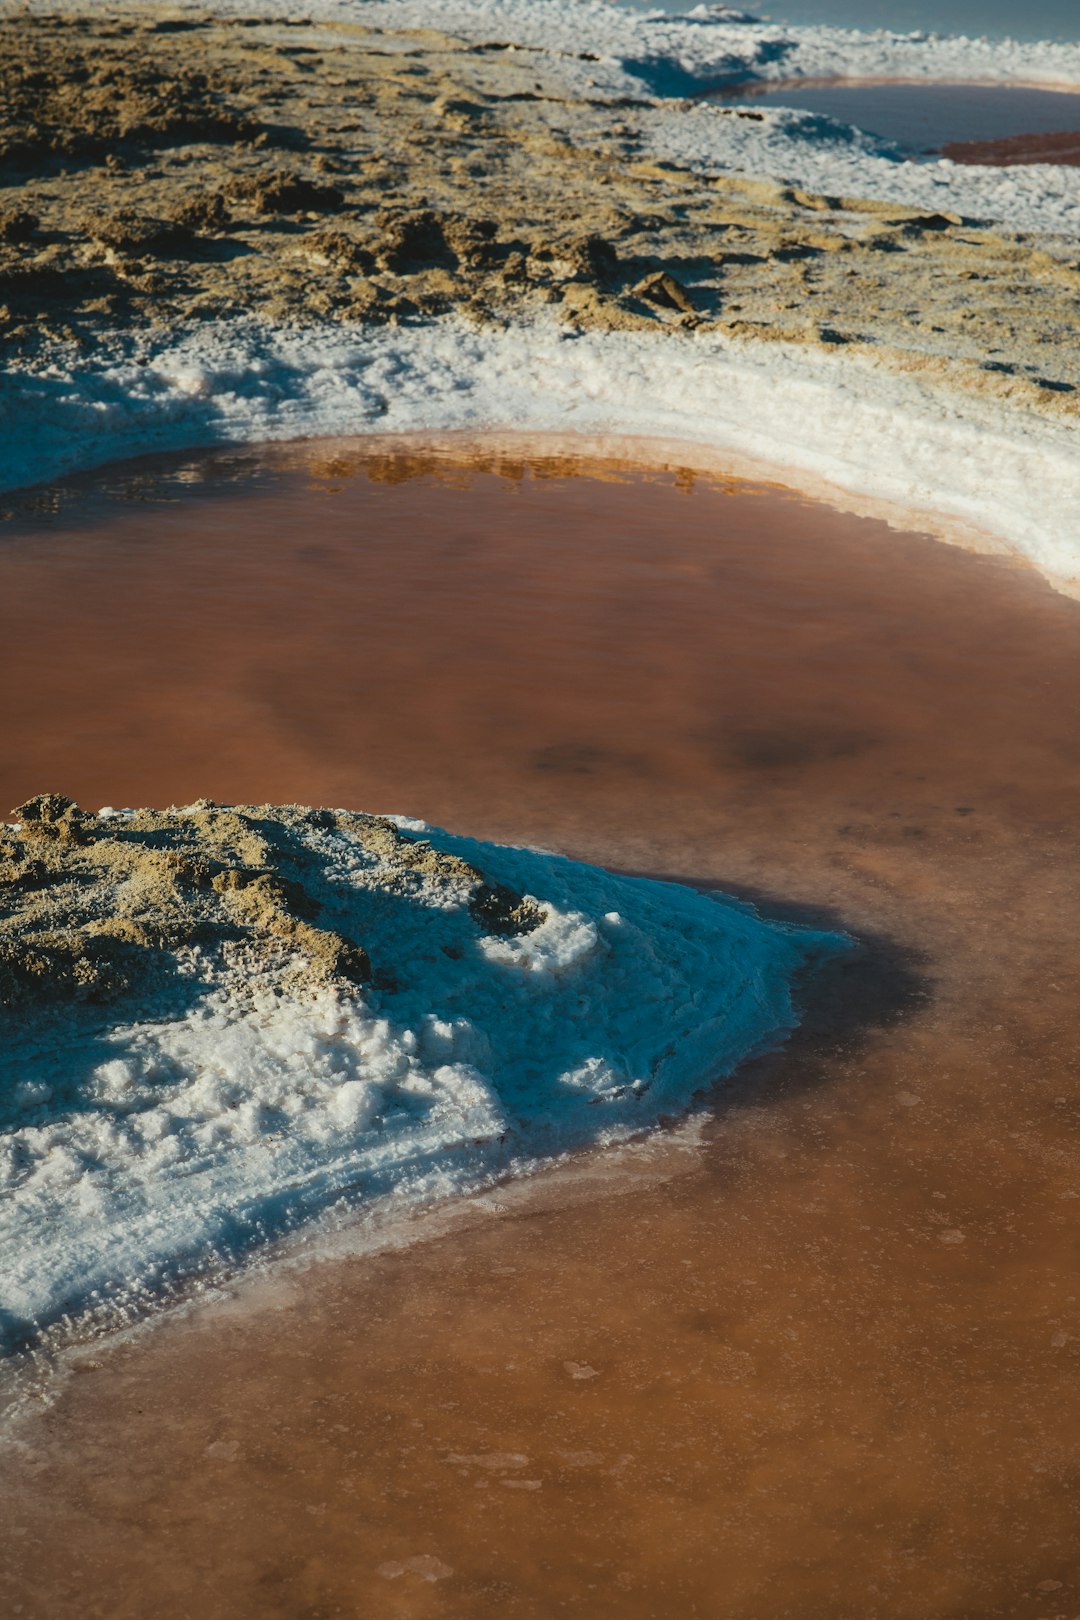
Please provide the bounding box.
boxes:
[1,4,1078,419]
[0,794,541,1015]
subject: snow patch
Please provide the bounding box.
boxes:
[0,821,845,1348]
[2,316,1078,590]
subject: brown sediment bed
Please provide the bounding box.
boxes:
[2,445,1080,1617]
[0,5,1077,414]
[944,127,1080,165]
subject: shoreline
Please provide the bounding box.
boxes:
[0,1113,715,1444]
[4,324,1077,592]
[944,126,1080,164]
[712,71,1080,96]
[16,423,1019,566]
[1,1,1077,590]
[0,789,843,1360]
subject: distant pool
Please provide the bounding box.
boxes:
[710,79,1080,156]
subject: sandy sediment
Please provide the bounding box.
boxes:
[0,4,1077,421]
[0,793,537,1013]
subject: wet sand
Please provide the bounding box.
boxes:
[2,440,1080,1618]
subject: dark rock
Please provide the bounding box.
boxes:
[633,269,695,314]
[304,227,376,274]
[169,192,230,234]
[0,209,38,243]
[81,208,193,256]
[469,881,545,937]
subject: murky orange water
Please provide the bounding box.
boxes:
[1,440,1079,1619]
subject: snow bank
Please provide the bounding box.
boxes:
[0,812,844,1349]
[3,316,1078,590]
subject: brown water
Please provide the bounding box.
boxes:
[941,126,1080,166]
[1,440,1079,1620]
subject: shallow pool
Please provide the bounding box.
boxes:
[711,78,1080,158]
[2,440,1079,1618]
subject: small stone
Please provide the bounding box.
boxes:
[204,1439,240,1461]
[632,270,695,314]
[227,170,344,217]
